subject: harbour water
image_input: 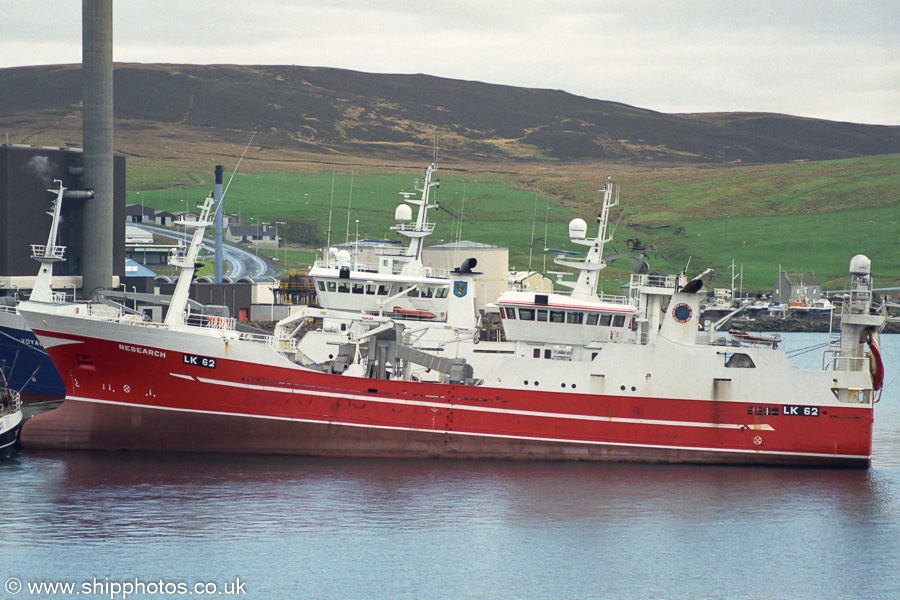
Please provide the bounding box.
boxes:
[2,333,899,600]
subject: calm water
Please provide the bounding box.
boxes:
[2,333,899,600]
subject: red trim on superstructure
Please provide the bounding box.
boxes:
[498,300,637,313]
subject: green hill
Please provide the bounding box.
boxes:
[130,154,900,293]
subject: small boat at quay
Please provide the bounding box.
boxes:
[0,373,24,457]
[19,180,888,467]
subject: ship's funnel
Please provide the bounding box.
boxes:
[457,257,478,274]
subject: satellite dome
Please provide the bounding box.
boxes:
[336,249,352,267]
[394,204,413,223]
[568,218,587,240]
[849,254,871,276]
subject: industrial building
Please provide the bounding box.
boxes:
[0,144,126,299]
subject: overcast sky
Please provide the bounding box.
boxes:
[3,1,898,125]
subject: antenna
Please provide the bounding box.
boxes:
[345,167,355,244]
[457,183,467,251]
[528,193,539,271]
[221,131,256,204]
[542,196,551,274]
[325,168,336,262]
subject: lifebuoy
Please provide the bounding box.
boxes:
[867,331,885,391]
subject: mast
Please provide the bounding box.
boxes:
[553,179,619,299]
[837,255,884,371]
[29,181,67,303]
[164,194,215,326]
[391,163,439,275]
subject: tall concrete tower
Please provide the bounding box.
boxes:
[81,0,114,298]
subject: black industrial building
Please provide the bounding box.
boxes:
[0,144,126,297]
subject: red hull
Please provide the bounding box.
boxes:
[22,327,873,467]
[21,398,868,467]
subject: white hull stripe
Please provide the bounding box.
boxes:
[65,396,855,460]
[172,372,774,432]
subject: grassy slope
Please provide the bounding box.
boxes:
[128,154,900,293]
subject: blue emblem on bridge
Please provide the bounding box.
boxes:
[672,303,692,323]
[454,281,468,298]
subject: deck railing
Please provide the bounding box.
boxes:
[30,244,66,260]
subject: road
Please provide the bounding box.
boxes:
[134,224,276,279]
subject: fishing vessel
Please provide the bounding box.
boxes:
[789,297,836,318]
[19,181,888,467]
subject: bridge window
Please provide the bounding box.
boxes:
[599,314,612,326]
[326,281,336,292]
[537,309,548,322]
[519,308,535,321]
[567,312,584,324]
[317,281,326,291]
[725,353,756,368]
[337,282,350,293]
[586,313,599,326]
[352,283,365,294]
[550,310,565,323]
[612,315,626,327]
[377,285,390,295]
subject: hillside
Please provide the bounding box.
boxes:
[2,63,899,165]
[125,153,900,292]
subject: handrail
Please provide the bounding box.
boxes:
[1,389,22,416]
[30,244,66,260]
[311,259,451,280]
[186,313,236,331]
[391,221,436,233]
[823,350,869,372]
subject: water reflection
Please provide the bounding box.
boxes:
[4,451,898,541]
